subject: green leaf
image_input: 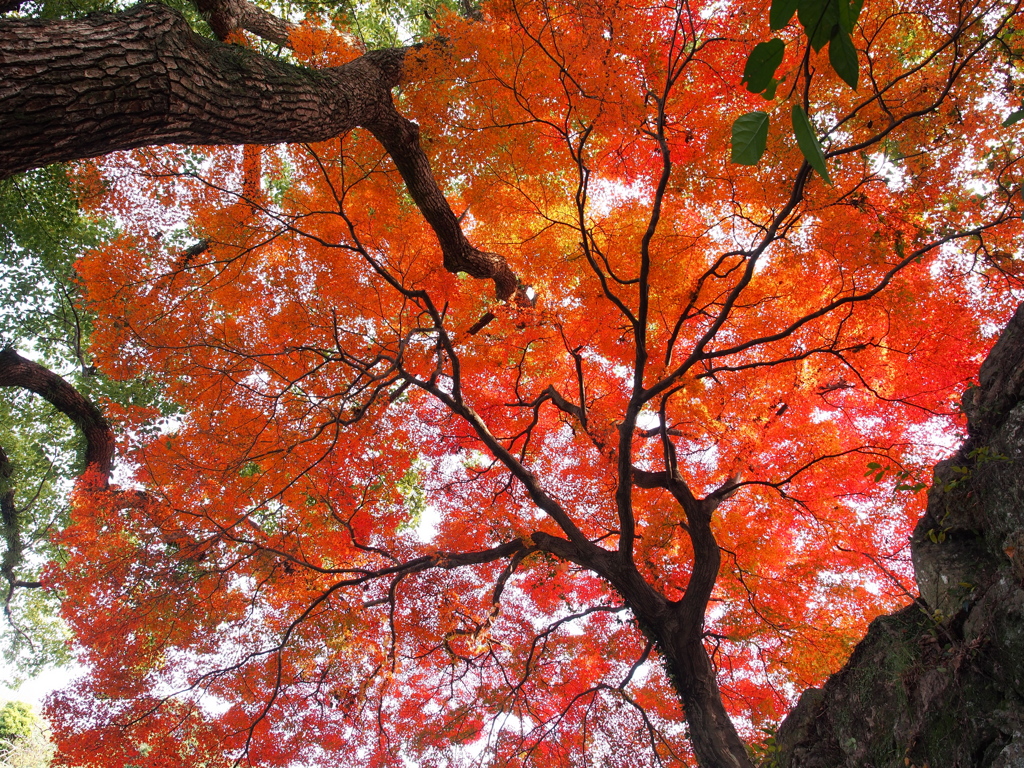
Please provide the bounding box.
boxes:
[895,482,927,493]
[0,701,34,743]
[770,0,799,29]
[828,27,858,89]
[798,0,839,51]
[762,77,780,101]
[1002,109,1024,127]
[850,0,864,24]
[731,112,770,165]
[742,39,786,94]
[836,0,853,32]
[791,105,833,184]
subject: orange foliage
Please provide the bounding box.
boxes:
[50,0,1024,765]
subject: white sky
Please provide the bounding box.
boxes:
[0,662,74,709]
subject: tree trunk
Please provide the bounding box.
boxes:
[616,589,753,768]
[663,505,754,768]
[664,634,755,768]
[0,3,405,178]
[588,541,754,768]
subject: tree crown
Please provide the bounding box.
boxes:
[1,0,1022,764]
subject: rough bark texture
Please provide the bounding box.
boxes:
[369,110,522,301]
[0,4,403,176]
[771,304,1024,768]
[193,0,298,47]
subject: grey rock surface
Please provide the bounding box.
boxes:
[772,305,1024,768]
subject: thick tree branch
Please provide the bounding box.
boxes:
[367,106,522,300]
[0,4,403,177]
[193,0,299,47]
[0,348,114,478]
[1,2,529,301]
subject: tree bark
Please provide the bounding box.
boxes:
[368,109,522,300]
[665,635,754,768]
[605,467,753,767]
[625,560,754,768]
[193,0,299,47]
[605,570,753,768]
[0,3,404,177]
[663,504,753,768]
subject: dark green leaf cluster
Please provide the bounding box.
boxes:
[731,0,865,178]
[778,0,862,87]
[5,0,217,40]
[863,462,927,494]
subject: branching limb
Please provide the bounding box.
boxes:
[194,0,300,47]
[0,348,114,479]
[367,106,525,301]
[542,385,586,425]
[411,374,601,558]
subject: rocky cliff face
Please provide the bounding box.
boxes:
[771,305,1024,768]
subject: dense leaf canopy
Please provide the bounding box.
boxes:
[1,0,1023,764]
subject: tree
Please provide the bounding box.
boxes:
[0,700,53,768]
[0,165,116,676]
[0,701,33,751]
[2,0,1024,765]
[0,158,186,680]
